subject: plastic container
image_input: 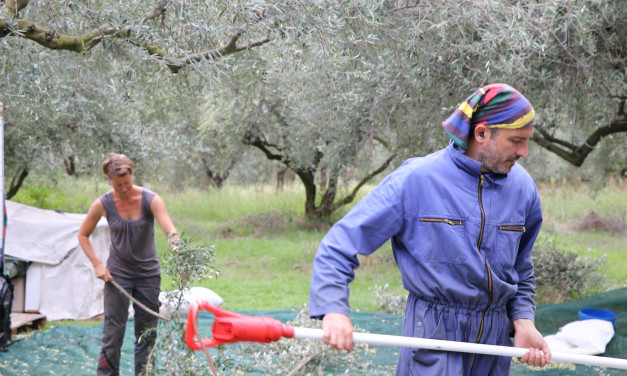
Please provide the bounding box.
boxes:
[579,308,616,325]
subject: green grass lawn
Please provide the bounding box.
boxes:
[538,182,627,285]
[13,176,627,314]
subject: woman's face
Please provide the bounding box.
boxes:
[108,174,134,197]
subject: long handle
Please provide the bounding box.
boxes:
[0,101,4,276]
[293,327,627,370]
[184,302,627,370]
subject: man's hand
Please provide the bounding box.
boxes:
[322,313,354,353]
[513,318,551,367]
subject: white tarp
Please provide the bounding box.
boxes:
[5,200,110,321]
[544,319,615,355]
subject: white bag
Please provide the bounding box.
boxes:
[544,319,615,355]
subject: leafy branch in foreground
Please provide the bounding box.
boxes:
[164,235,220,291]
[246,306,384,375]
[141,235,222,375]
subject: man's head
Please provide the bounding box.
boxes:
[442,83,535,174]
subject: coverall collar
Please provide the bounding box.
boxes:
[447,140,508,186]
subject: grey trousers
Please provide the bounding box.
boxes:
[97,275,161,376]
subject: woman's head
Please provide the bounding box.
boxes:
[102,153,134,179]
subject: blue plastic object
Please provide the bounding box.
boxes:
[579,308,616,324]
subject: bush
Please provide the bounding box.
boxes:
[142,236,220,375]
[533,237,609,304]
[244,306,378,375]
[369,284,406,316]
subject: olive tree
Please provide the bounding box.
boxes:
[0,0,278,194]
[375,0,626,171]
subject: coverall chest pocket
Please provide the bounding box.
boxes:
[495,225,525,269]
[417,217,467,264]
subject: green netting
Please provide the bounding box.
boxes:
[0,288,625,375]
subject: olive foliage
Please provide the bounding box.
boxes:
[1,0,625,210]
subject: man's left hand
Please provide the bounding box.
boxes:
[513,318,551,367]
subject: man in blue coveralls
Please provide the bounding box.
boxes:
[309,83,552,375]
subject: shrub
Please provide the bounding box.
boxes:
[141,236,220,375]
[533,237,609,304]
[572,211,626,234]
[246,306,379,375]
[369,284,406,316]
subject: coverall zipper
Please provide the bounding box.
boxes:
[470,174,493,374]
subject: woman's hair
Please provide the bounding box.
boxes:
[102,153,134,179]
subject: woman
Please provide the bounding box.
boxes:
[78,153,178,376]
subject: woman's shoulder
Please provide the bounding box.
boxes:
[137,186,158,198]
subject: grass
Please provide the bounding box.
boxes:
[11,175,627,316]
[158,183,405,312]
[538,182,627,284]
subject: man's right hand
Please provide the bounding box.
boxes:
[322,312,354,353]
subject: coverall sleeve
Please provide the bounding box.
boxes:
[507,187,543,321]
[309,175,404,318]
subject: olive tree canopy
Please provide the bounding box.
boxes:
[1,0,625,212]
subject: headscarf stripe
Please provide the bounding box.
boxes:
[459,101,475,119]
[445,116,470,140]
[442,83,534,149]
[489,109,536,129]
[479,97,530,125]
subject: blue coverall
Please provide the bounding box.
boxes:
[309,141,543,375]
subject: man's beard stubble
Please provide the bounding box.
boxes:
[478,142,518,175]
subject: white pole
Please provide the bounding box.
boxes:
[292,327,627,370]
[0,101,4,276]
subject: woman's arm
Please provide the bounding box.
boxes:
[150,194,179,246]
[78,199,112,281]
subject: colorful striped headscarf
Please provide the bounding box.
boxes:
[442,83,535,149]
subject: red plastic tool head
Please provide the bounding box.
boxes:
[185,300,295,351]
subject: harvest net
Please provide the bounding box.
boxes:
[0,288,624,375]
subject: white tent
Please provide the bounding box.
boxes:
[5,200,110,321]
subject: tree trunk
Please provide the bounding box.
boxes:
[275,165,288,193]
[6,167,28,199]
[295,169,317,219]
[206,169,228,188]
[63,155,77,176]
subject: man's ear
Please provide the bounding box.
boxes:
[473,125,487,143]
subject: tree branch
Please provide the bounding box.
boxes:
[533,115,627,167]
[2,0,30,15]
[141,0,171,23]
[358,128,392,149]
[0,4,273,73]
[174,32,273,73]
[242,125,286,162]
[333,152,397,209]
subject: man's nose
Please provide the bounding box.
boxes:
[517,141,529,158]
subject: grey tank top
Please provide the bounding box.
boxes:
[100,188,160,278]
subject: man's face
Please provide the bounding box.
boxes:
[478,127,534,174]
